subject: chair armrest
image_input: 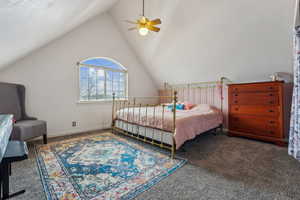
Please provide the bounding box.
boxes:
[23,116,38,120]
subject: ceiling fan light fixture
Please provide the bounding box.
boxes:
[139,27,149,36]
[125,0,161,36]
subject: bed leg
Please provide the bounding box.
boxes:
[219,124,224,135]
[171,138,176,159]
[212,128,217,136]
[171,148,175,159]
[111,127,114,134]
[181,146,186,152]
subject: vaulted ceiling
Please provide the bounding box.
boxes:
[0,0,119,69]
[110,0,295,85]
[0,0,295,85]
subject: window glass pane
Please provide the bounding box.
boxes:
[82,58,125,71]
[119,91,125,98]
[120,72,125,82]
[106,71,113,81]
[80,66,89,78]
[113,81,119,92]
[96,69,105,99]
[113,72,120,81]
[79,67,89,100]
[120,80,125,90]
[106,78,113,99]
[97,69,105,80]
[88,68,97,100]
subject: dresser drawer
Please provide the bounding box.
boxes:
[230,92,279,105]
[229,115,280,138]
[229,83,279,93]
[230,105,280,117]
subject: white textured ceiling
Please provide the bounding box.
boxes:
[0,0,119,69]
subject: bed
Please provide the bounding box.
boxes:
[111,78,228,158]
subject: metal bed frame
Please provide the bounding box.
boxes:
[111,77,229,158]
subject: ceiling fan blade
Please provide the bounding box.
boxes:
[128,27,137,31]
[124,20,138,24]
[149,18,161,25]
[147,26,160,32]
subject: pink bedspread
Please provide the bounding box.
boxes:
[115,104,223,149]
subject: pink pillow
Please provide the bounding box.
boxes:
[184,102,195,110]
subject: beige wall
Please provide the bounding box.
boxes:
[0,13,157,137]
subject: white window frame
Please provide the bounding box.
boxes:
[77,57,128,103]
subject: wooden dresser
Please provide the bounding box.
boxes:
[228,81,290,146]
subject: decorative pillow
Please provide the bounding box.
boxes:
[184,102,196,110]
[167,103,185,110]
[176,104,185,110]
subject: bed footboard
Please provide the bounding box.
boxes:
[111,92,178,158]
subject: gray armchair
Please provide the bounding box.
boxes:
[0,82,47,144]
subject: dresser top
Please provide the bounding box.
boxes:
[228,81,284,86]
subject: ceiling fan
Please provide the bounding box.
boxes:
[125,0,162,36]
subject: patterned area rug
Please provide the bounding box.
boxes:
[35,133,186,200]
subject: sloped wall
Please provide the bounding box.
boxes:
[0,13,157,137]
[110,0,295,86]
[0,0,120,69]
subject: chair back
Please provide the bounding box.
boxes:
[0,82,26,121]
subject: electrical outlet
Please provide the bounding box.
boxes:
[106,120,112,128]
[101,120,110,129]
[102,121,106,129]
[72,121,77,127]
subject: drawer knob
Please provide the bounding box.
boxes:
[269,93,274,96]
[269,110,274,113]
[234,94,238,97]
[234,100,238,103]
[269,120,275,124]
[269,87,274,90]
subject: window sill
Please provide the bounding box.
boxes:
[77,100,113,104]
[77,98,128,104]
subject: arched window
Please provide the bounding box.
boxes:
[78,57,127,101]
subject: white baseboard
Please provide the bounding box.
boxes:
[29,126,111,141]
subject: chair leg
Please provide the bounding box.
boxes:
[43,134,47,144]
[2,163,9,199]
[2,162,26,200]
[8,164,11,176]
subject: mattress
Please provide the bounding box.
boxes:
[115,104,222,149]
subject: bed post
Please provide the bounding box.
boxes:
[220,78,224,118]
[220,77,227,134]
[164,82,168,90]
[112,93,116,128]
[171,90,178,159]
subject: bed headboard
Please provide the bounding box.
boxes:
[159,77,230,127]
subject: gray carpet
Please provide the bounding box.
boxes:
[8,131,300,200]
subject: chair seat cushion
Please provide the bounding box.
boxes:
[11,120,47,141]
